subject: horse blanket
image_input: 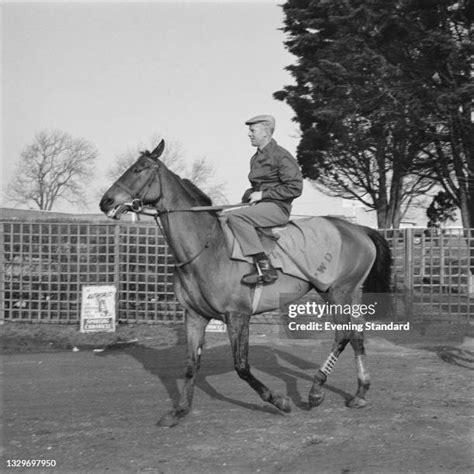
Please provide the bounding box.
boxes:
[220,216,342,291]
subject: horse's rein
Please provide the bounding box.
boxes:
[116,155,251,217]
[114,156,249,268]
[150,206,220,269]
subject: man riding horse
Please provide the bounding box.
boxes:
[227,115,303,286]
[100,129,391,424]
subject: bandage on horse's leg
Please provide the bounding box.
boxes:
[308,331,350,407]
[157,309,208,427]
[225,311,291,413]
[308,279,372,409]
[347,333,370,408]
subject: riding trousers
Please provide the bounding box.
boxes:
[226,202,290,256]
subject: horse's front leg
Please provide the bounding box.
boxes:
[158,309,208,427]
[225,312,291,413]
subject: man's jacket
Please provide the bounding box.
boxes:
[242,139,303,214]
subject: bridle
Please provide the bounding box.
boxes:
[114,155,162,214]
[112,155,217,268]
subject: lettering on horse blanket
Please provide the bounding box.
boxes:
[220,216,342,291]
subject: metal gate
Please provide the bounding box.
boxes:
[1,219,473,324]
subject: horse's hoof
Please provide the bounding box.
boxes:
[308,391,325,408]
[157,409,187,428]
[346,397,367,409]
[274,394,291,413]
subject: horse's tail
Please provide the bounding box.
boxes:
[362,228,392,293]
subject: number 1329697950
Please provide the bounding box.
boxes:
[6,459,57,468]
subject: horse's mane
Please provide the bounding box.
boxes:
[140,150,212,206]
[180,178,212,206]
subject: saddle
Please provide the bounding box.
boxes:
[219,215,342,291]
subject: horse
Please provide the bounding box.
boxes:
[99,139,391,427]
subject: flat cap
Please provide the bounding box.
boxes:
[245,114,276,129]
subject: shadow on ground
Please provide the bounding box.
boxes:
[98,342,353,413]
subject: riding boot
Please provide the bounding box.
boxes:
[241,253,278,285]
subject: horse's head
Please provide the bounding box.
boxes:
[100,139,165,219]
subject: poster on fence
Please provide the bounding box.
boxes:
[206,319,226,333]
[80,285,117,333]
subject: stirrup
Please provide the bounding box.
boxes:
[241,261,278,286]
[241,273,264,286]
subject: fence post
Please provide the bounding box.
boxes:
[0,222,4,324]
[439,231,445,289]
[114,224,121,320]
[469,229,474,296]
[404,228,414,319]
[404,228,413,290]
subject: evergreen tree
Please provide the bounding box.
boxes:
[275,0,473,228]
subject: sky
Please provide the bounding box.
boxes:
[1,1,380,225]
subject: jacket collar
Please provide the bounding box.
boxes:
[257,138,277,157]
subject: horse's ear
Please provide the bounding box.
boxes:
[151,139,165,160]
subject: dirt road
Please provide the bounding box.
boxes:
[1,327,473,473]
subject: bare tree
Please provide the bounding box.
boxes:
[7,130,98,211]
[107,136,228,204]
[186,157,228,204]
[107,136,187,181]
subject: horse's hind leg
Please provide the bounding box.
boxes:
[309,281,368,408]
[347,331,370,408]
[158,309,208,427]
[308,329,351,407]
[309,329,370,409]
[225,312,291,413]
[309,279,371,409]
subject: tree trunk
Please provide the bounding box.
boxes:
[376,205,389,229]
[387,165,404,229]
[459,191,470,229]
[467,156,474,229]
[375,141,390,229]
[392,206,402,228]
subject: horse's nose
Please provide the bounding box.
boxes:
[100,196,114,213]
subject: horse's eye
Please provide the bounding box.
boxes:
[133,167,142,173]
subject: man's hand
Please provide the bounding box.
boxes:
[249,191,263,203]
